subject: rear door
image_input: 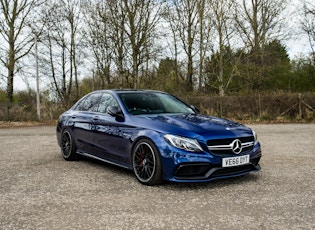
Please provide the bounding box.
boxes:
[70,92,103,155]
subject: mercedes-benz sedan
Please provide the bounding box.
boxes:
[56,90,261,185]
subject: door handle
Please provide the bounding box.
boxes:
[92,116,100,121]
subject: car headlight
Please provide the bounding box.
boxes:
[164,134,203,152]
[252,130,258,145]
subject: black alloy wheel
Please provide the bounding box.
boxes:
[132,139,163,186]
[61,130,77,161]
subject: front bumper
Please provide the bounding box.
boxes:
[160,142,262,183]
[173,157,261,181]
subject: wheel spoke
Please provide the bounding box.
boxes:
[145,166,152,178]
[145,158,154,165]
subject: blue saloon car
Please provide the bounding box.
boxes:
[56,90,261,185]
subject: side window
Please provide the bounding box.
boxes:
[98,93,118,114]
[74,98,87,111]
[85,93,103,112]
[75,93,102,112]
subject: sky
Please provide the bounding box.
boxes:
[284,0,312,58]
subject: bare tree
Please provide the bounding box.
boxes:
[107,1,129,87]
[87,0,163,89]
[163,3,182,88]
[0,0,38,109]
[197,0,212,92]
[40,0,82,106]
[208,0,236,96]
[172,0,199,91]
[301,1,315,63]
[65,0,81,100]
[234,0,287,88]
[235,0,287,52]
[121,0,162,88]
[82,1,113,89]
[164,0,219,92]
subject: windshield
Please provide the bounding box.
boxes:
[118,92,195,115]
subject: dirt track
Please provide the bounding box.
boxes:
[0,124,314,229]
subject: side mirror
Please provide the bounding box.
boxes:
[107,106,124,120]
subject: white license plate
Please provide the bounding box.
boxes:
[222,155,250,167]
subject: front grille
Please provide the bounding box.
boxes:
[210,165,256,177]
[207,136,255,155]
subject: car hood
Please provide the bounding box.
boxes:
[141,113,252,138]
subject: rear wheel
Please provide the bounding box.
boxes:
[61,130,77,161]
[132,139,163,186]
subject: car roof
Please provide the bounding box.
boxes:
[90,89,165,94]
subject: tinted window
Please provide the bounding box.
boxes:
[98,93,118,114]
[74,97,87,111]
[74,93,102,112]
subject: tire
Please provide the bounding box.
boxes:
[60,129,77,161]
[132,139,163,186]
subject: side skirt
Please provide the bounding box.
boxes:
[77,151,132,170]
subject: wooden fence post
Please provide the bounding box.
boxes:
[298,93,302,119]
[258,94,262,119]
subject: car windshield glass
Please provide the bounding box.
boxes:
[118,92,195,115]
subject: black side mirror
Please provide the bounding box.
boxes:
[107,106,124,120]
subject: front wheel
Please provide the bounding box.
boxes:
[60,130,77,161]
[132,139,163,186]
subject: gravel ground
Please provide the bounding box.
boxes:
[0,124,314,230]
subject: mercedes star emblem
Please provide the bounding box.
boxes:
[232,139,242,154]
